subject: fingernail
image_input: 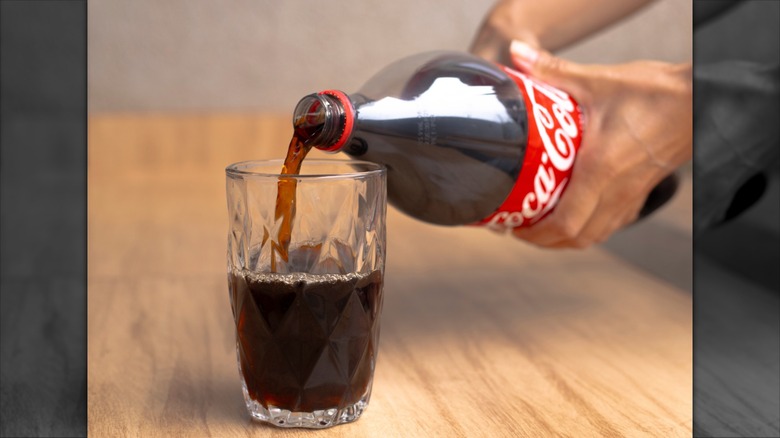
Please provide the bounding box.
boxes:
[510,40,539,70]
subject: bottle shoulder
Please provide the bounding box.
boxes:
[357,51,516,101]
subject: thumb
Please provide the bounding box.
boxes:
[510,40,588,99]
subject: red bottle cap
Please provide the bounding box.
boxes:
[317,90,355,152]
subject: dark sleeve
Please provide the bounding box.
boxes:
[693,61,780,233]
[693,0,743,28]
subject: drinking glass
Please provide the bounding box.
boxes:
[225,159,386,428]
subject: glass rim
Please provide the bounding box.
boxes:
[225,159,386,180]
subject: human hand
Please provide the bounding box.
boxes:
[507,41,692,248]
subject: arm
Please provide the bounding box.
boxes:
[470,0,657,64]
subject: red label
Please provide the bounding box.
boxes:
[477,66,584,231]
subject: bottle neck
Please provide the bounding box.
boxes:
[292,90,354,152]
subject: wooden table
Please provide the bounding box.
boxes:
[88,114,692,437]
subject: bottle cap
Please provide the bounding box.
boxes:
[316,90,354,152]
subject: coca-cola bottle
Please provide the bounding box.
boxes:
[292,51,677,230]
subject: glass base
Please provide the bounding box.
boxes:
[242,384,369,428]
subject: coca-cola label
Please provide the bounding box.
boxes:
[477,66,584,231]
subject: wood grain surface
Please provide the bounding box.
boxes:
[88,114,692,437]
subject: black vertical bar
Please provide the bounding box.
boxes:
[693,1,780,436]
[0,1,88,437]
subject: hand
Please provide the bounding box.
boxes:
[507,41,692,248]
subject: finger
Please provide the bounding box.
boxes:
[579,203,636,247]
[509,40,590,101]
[514,163,646,249]
[571,176,652,247]
[509,40,540,72]
[537,201,615,249]
[511,175,601,247]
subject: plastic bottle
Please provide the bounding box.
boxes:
[292,51,677,229]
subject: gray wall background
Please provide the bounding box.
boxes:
[88,0,691,113]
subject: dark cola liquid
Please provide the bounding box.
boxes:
[230,267,383,412]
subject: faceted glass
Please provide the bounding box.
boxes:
[225,159,386,428]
